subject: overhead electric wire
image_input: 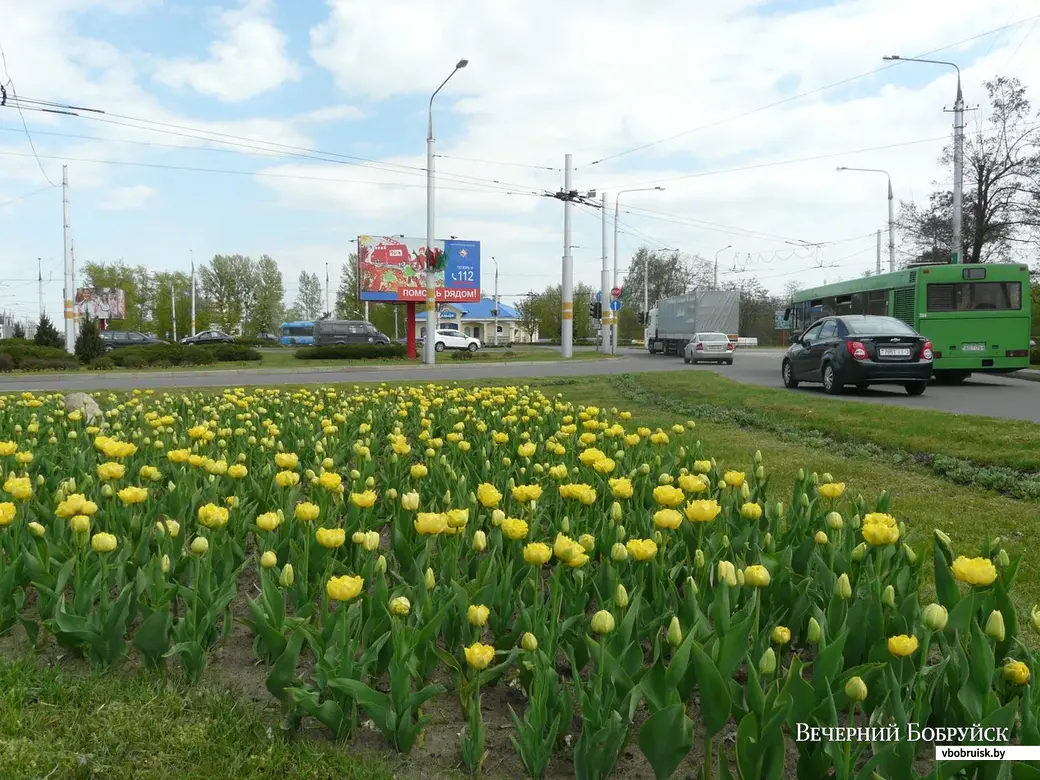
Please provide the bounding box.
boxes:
[586,13,1040,166]
[0,40,59,187]
[0,148,551,198]
[433,153,560,171]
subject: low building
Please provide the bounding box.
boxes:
[415,298,537,344]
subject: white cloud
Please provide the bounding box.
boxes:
[97,184,157,211]
[153,0,300,102]
[295,0,1040,295]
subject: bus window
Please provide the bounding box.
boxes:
[851,293,867,315]
[926,282,1022,312]
[835,295,853,314]
[867,289,888,316]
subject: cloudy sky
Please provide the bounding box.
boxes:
[1,0,1038,322]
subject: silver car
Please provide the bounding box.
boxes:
[683,332,735,365]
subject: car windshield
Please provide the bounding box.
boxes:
[842,317,918,336]
[698,333,729,342]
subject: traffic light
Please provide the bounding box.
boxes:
[637,311,646,325]
[589,301,602,319]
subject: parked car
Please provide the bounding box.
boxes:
[180,329,234,346]
[683,332,735,365]
[782,315,933,396]
[255,332,280,344]
[430,328,480,353]
[98,330,167,352]
[312,319,391,347]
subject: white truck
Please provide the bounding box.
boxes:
[644,290,740,356]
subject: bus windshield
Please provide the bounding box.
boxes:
[926,282,1022,312]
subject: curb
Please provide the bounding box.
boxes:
[1011,370,1040,383]
[0,357,623,385]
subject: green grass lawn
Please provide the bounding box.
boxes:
[614,371,1040,472]
[0,657,392,780]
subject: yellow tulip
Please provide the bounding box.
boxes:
[950,556,998,587]
[464,642,496,670]
[887,634,919,657]
[327,574,364,602]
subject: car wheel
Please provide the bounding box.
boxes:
[782,359,799,388]
[822,363,843,395]
[855,383,870,392]
[435,342,445,353]
[683,356,690,364]
[468,342,478,352]
[905,382,927,396]
[725,359,733,365]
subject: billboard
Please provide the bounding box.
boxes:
[75,288,127,320]
[357,235,481,303]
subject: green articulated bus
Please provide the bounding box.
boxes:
[785,262,1032,382]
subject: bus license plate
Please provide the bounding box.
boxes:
[962,343,986,352]
[878,347,911,357]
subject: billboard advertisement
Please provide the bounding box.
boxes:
[357,235,481,303]
[74,288,127,320]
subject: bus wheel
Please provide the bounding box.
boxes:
[934,371,970,385]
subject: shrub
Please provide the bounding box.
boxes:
[19,356,80,371]
[11,322,25,339]
[107,345,216,368]
[0,341,73,369]
[0,353,12,372]
[1031,346,1039,365]
[75,317,106,364]
[89,356,116,371]
[295,344,407,360]
[34,313,63,349]
[209,344,262,362]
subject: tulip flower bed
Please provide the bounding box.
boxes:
[0,384,1037,779]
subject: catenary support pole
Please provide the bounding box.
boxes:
[876,229,882,276]
[62,165,74,353]
[561,153,574,359]
[600,192,611,354]
[190,250,196,336]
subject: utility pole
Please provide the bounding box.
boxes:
[951,76,965,264]
[38,257,43,321]
[600,192,611,354]
[190,250,196,336]
[171,283,177,342]
[325,262,330,315]
[886,179,895,271]
[70,238,78,341]
[62,165,74,353]
[491,256,499,346]
[876,230,882,276]
[561,154,574,358]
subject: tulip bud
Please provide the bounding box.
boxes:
[424,567,436,591]
[611,542,628,562]
[755,465,765,481]
[616,583,629,609]
[820,472,833,484]
[161,554,170,574]
[882,585,896,608]
[492,509,505,527]
[363,530,380,552]
[365,476,375,488]
[101,483,114,498]
[190,536,209,556]
[797,468,805,481]
[350,469,361,480]
[997,549,1010,568]
[826,512,844,530]
[375,555,387,574]
[903,544,917,564]
[815,531,828,545]
[616,525,626,542]
[351,531,365,545]
[985,610,1006,642]
[845,676,868,702]
[1030,605,1040,636]
[590,610,616,635]
[695,548,705,569]
[390,596,411,617]
[837,573,852,600]
[722,534,730,549]
[758,647,776,675]
[610,502,622,522]
[521,632,538,652]
[922,603,948,631]
[639,463,651,475]
[851,542,867,561]
[754,449,762,464]
[764,532,774,549]
[775,502,784,517]
[472,530,487,552]
[279,563,295,587]
[807,617,822,643]
[850,514,861,530]
[28,521,45,537]
[561,517,570,533]
[736,569,745,587]
[579,534,596,552]
[800,493,810,508]
[666,616,682,648]
[718,560,737,587]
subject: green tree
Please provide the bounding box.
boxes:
[11,322,25,339]
[246,255,285,335]
[899,76,1040,265]
[74,316,105,363]
[34,313,63,348]
[623,247,713,312]
[200,254,256,332]
[515,294,540,342]
[335,255,361,319]
[294,271,325,320]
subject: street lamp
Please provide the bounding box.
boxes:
[424,57,469,365]
[490,255,499,346]
[714,245,732,289]
[837,166,896,272]
[612,186,665,354]
[882,54,964,264]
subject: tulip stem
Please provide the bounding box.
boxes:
[843,704,855,778]
[704,733,713,780]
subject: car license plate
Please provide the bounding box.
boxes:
[878,347,911,357]
[962,343,986,352]
[707,345,722,350]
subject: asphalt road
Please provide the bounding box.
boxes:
[1,349,1037,422]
